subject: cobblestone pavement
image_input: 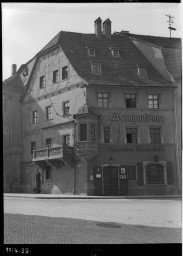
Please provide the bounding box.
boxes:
[4,213,181,244]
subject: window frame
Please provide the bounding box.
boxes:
[32,111,38,124]
[126,127,138,144]
[127,166,136,180]
[90,123,96,141]
[79,123,87,142]
[63,134,70,147]
[150,127,161,144]
[45,165,52,180]
[88,48,95,56]
[137,66,147,78]
[31,141,36,155]
[62,66,69,80]
[40,75,45,89]
[125,93,136,108]
[146,164,164,184]
[53,69,59,84]
[148,94,159,109]
[97,92,109,108]
[103,126,110,143]
[46,138,52,148]
[45,105,53,120]
[63,101,70,116]
[112,49,120,57]
[91,62,101,74]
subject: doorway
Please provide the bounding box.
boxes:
[103,166,118,196]
[35,172,41,193]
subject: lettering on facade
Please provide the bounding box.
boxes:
[109,145,165,152]
[111,112,165,124]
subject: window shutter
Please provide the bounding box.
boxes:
[167,162,174,185]
[137,162,143,185]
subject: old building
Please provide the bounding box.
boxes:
[3,18,182,195]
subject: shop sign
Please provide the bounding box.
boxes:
[111,112,165,124]
[96,174,102,178]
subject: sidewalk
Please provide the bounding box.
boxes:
[4,193,182,199]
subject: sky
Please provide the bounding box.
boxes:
[2,2,182,80]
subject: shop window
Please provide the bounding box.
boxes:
[92,63,101,74]
[63,135,70,146]
[148,94,159,109]
[126,128,137,144]
[88,48,95,56]
[31,141,36,154]
[62,66,68,80]
[46,166,51,180]
[127,166,136,180]
[146,164,164,184]
[97,93,109,108]
[40,75,45,89]
[46,106,52,120]
[125,94,136,108]
[46,138,52,148]
[138,67,147,78]
[150,128,161,144]
[32,111,38,124]
[63,101,70,116]
[104,126,110,143]
[80,124,87,141]
[90,124,95,141]
[53,69,59,84]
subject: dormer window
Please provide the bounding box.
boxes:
[91,62,101,74]
[137,66,147,78]
[88,48,95,56]
[112,49,120,57]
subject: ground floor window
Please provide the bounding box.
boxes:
[146,164,164,184]
[127,166,136,180]
[46,166,51,180]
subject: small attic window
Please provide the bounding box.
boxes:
[111,49,120,57]
[88,48,95,56]
[137,66,147,78]
[91,62,101,74]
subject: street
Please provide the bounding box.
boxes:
[4,197,182,244]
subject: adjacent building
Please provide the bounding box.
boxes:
[3,18,182,196]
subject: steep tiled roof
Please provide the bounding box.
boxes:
[3,73,24,91]
[121,33,182,79]
[56,31,173,86]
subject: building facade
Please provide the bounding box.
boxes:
[3,18,181,195]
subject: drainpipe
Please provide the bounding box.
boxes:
[73,120,77,195]
[10,98,13,192]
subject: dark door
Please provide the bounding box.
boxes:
[36,173,41,193]
[119,166,128,196]
[103,166,118,196]
[93,166,103,195]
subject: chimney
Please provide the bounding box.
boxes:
[94,17,102,38]
[103,18,112,37]
[12,64,17,76]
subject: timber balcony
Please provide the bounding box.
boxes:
[33,146,63,162]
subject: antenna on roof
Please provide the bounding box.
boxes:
[166,14,176,38]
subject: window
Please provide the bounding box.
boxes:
[138,67,147,78]
[148,94,159,109]
[125,94,136,108]
[53,70,59,84]
[88,48,95,56]
[97,93,109,108]
[63,135,70,146]
[40,75,45,89]
[127,166,136,180]
[46,166,51,180]
[31,142,36,154]
[46,106,52,120]
[80,124,87,141]
[46,138,52,148]
[92,63,101,74]
[104,126,110,143]
[112,49,120,57]
[63,101,70,116]
[126,128,137,143]
[90,124,95,141]
[62,66,68,80]
[150,128,161,144]
[146,164,164,184]
[32,111,38,124]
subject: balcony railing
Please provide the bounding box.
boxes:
[33,146,63,162]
